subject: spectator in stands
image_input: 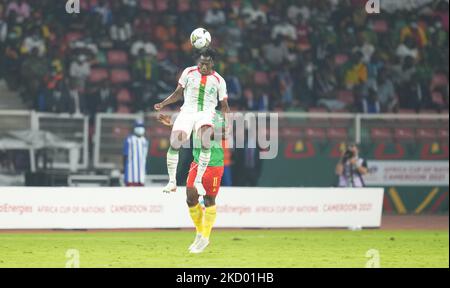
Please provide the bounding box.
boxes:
[204,2,226,27]
[110,15,133,48]
[396,37,419,63]
[0,0,448,115]
[69,54,91,92]
[344,51,368,89]
[21,47,48,105]
[361,88,381,114]
[376,70,398,113]
[6,0,30,23]
[263,36,290,67]
[336,143,368,188]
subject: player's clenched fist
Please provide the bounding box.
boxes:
[154,103,164,111]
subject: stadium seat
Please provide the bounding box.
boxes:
[281,127,303,139]
[371,127,393,142]
[416,128,438,141]
[431,91,446,106]
[140,0,155,11]
[199,0,212,12]
[431,73,449,88]
[372,20,389,33]
[394,128,415,142]
[65,32,83,44]
[117,105,131,114]
[155,0,168,11]
[178,0,190,12]
[254,72,270,86]
[304,128,327,141]
[438,128,449,142]
[398,109,416,114]
[337,90,354,105]
[107,50,129,66]
[110,69,131,84]
[117,89,132,104]
[327,128,349,141]
[335,54,349,66]
[89,68,109,83]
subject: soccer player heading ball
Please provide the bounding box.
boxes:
[154,47,230,196]
[158,112,226,253]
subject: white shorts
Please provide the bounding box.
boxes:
[172,110,215,139]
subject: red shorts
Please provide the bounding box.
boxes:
[186,162,224,197]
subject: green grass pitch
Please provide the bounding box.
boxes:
[0,230,448,268]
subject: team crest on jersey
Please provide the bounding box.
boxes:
[209,87,216,94]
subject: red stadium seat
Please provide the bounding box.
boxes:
[431,73,449,88]
[394,128,415,141]
[117,105,131,114]
[89,68,109,83]
[438,128,449,142]
[335,54,349,66]
[337,90,354,105]
[155,0,168,11]
[398,109,416,114]
[107,50,129,66]
[305,128,327,140]
[140,0,155,11]
[372,20,388,33]
[416,128,437,141]
[281,127,303,139]
[178,0,190,12]
[117,89,132,104]
[254,72,270,85]
[327,128,349,141]
[110,69,131,84]
[371,128,393,142]
[432,92,446,106]
[65,32,83,44]
[199,0,211,12]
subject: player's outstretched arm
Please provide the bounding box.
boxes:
[154,85,184,111]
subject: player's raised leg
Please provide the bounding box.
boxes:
[163,113,195,193]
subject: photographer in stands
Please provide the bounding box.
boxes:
[336,143,368,188]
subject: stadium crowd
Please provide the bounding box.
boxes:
[0,0,448,119]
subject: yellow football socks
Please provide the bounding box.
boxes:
[202,206,217,239]
[189,204,204,235]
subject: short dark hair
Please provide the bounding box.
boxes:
[195,47,217,61]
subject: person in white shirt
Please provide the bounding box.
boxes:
[154,48,230,196]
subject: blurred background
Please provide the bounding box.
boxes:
[0,0,448,214]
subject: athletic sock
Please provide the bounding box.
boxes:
[202,205,217,239]
[167,147,179,184]
[189,203,204,235]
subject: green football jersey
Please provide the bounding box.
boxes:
[192,112,225,167]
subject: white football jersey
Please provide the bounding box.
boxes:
[178,66,228,113]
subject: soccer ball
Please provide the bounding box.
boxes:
[190,28,212,50]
